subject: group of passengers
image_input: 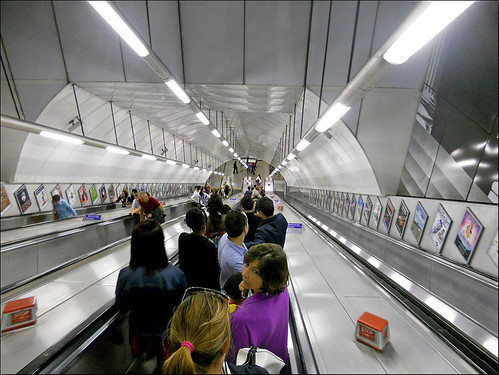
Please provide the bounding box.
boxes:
[115,191,290,374]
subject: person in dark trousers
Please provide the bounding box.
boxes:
[244,196,288,249]
[240,195,263,243]
[233,160,238,174]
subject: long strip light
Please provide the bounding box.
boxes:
[88,1,149,57]
[166,160,176,165]
[165,79,191,104]
[141,154,157,161]
[195,111,210,125]
[40,131,84,145]
[229,147,234,153]
[106,146,130,155]
[383,1,474,65]
[182,164,190,168]
[212,129,221,138]
[286,153,296,161]
[296,139,311,152]
[222,140,229,147]
[315,103,351,133]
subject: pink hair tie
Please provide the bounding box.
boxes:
[180,341,195,353]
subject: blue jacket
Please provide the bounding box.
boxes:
[245,213,288,249]
[115,265,187,338]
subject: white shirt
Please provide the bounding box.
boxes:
[190,190,201,203]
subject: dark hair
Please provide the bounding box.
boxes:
[240,195,254,210]
[207,194,224,234]
[222,204,231,214]
[223,272,243,300]
[132,189,138,194]
[185,207,207,232]
[52,194,60,202]
[244,243,288,294]
[129,219,168,272]
[224,210,248,238]
[256,196,274,217]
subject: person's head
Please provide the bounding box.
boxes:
[222,204,231,214]
[129,219,168,272]
[137,191,149,203]
[242,243,288,294]
[185,207,207,234]
[255,196,274,218]
[223,273,243,303]
[131,188,138,197]
[52,194,61,205]
[224,210,248,239]
[162,288,231,374]
[247,186,251,191]
[207,194,223,209]
[240,195,254,211]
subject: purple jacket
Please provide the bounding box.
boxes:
[228,288,289,364]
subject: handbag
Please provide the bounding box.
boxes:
[236,346,285,373]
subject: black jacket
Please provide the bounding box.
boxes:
[245,213,288,249]
[244,211,263,243]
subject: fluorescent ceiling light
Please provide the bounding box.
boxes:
[383,1,474,65]
[234,153,238,158]
[40,131,84,145]
[202,168,207,172]
[88,1,149,57]
[315,103,351,132]
[182,164,190,168]
[165,79,191,104]
[229,147,234,153]
[209,170,213,173]
[141,154,157,161]
[222,140,229,147]
[194,166,200,170]
[212,129,221,138]
[166,160,176,165]
[195,111,210,125]
[106,146,130,155]
[282,160,288,166]
[296,139,310,151]
[286,153,296,161]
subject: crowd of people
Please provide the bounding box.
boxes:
[115,185,290,374]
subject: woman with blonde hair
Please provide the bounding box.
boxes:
[162,287,268,374]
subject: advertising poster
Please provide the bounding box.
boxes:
[339,193,345,215]
[90,184,99,204]
[115,184,121,198]
[349,194,356,220]
[99,184,107,203]
[410,202,428,245]
[486,232,498,268]
[395,200,410,237]
[344,194,350,217]
[65,185,76,206]
[78,184,89,206]
[34,184,49,211]
[1,183,12,214]
[373,197,383,229]
[14,184,32,213]
[357,195,364,223]
[364,196,372,225]
[108,184,116,202]
[51,184,63,198]
[454,208,484,263]
[430,204,452,253]
[382,198,394,233]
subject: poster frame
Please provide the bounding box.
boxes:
[78,184,89,206]
[50,184,63,198]
[454,207,484,264]
[34,184,50,211]
[429,204,452,253]
[373,197,383,229]
[108,184,116,202]
[89,184,99,204]
[349,194,356,220]
[99,184,107,204]
[357,195,364,223]
[394,199,410,237]
[382,198,395,233]
[65,184,77,206]
[14,184,32,213]
[344,194,350,217]
[410,201,428,245]
[363,195,372,226]
[1,183,12,215]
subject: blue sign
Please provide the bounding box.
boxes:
[274,199,279,203]
[84,214,102,220]
[229,198,237,200]
[287,223,303,229]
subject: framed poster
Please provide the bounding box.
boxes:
[108,184,116,202]
[339,193,345,215]
[486,232,498,268]
[349,194,356,220]
[395,200,410,237]
[344,194,350,217]
[14,184,32,213]
[51,184,63,198]
[99,184,107,203]
[383,198,395,233]
[1,183,12,214]
[357,195,364,223]
[34,184,49,211]
[65,184,76,206]
[373,197,383,229]
[364,196,372,225]
[78,184,89,206]
[410,202,428,245]
[90,184,99,204]
[430,204,452,253]
[454,208,484,264]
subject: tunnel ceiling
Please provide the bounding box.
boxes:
[1,1,425,166]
